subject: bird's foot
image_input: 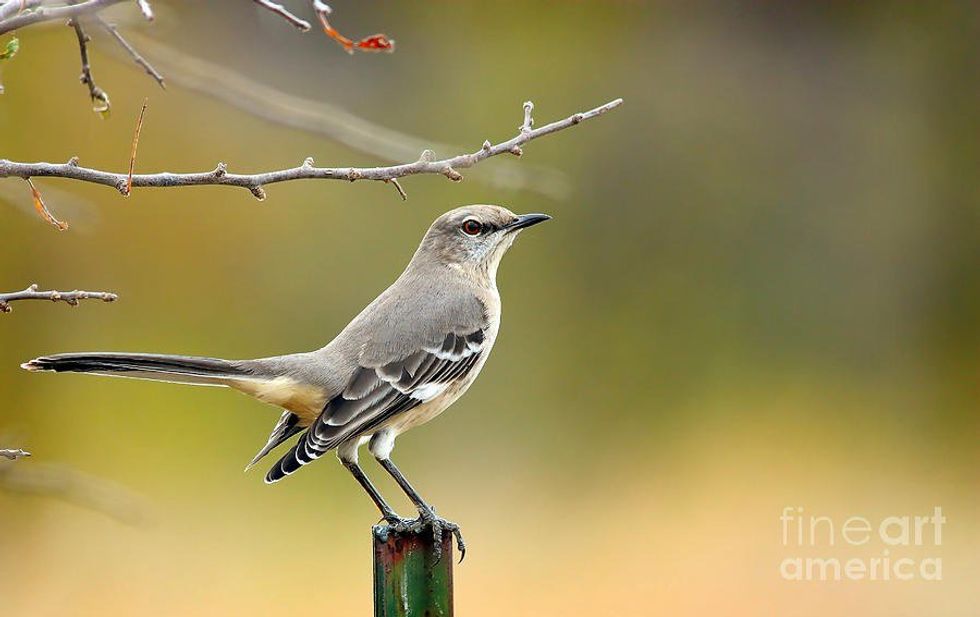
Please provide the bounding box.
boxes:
[385,506,465,562]
[380,513,416,527]
[419,506,466,563]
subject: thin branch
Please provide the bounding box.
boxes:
[115,35,570,199]
[253,0,310,31]
[0,98,622,200]
[0,0,126,36]
[0,283,118,313]
[126,98,147,195]
[386,178,407,201]
[0,1,41,22]
[95,14,164,89]
[0,448,30,460]
[69,15,110,114]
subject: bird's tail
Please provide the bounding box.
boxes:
[21,352,253,386]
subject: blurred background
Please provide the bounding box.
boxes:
[0,1,977,615]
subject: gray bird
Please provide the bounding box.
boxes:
[22,204,550,556]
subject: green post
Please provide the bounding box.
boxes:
[373,524,454,617]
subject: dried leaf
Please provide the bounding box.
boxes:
[314,8,394,54]
[353,34,394,52]
[27,179,69,231]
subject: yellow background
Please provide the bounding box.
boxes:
[1,2,977,615]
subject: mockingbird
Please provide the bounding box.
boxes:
[22,204,550,557]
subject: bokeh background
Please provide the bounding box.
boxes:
[1,1,977,615]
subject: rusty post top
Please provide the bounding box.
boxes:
[373,524,454,617]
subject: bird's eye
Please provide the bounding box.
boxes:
[461,219,482,236]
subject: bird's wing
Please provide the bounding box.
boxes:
[265,328,486,482]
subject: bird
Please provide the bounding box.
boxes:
[21,204,550,558]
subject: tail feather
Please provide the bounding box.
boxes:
[265,434,313,483]
[245,410,303,472]
[21,352,253,386]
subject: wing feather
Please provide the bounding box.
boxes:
[265,328,486,483]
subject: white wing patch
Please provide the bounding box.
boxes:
[409,382,448,401]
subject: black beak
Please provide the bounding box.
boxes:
[505,213,552,232]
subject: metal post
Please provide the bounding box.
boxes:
[373,524,454,617]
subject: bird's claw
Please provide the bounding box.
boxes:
[419,506,466,563]
[382,514,416,527]
[386,507,466,563]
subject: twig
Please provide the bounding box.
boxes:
[95,14,164,89]
[0,98,623,200]
[115,35,570,199]
[0,283,118,313]
[0,0,125,36]
[253,0,310,31]
[134,0,152,21]
[69,16,110,114]
[126,98,147,195]
[0,448,30,460]
[521,101,534,132]
[312,0,393,53]
[386,178,407,201]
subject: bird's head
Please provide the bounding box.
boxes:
[416,205,551,280]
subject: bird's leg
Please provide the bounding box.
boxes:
[368,431,466,560]
[341,459,408,525]
[337,440,407,525]
[375,455,466,561]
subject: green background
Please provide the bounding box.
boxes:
[1,2,977,615]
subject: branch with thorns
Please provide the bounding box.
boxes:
[0,98,623,229]
[0,284,118,313]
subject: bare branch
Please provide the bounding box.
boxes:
[69,16,110,114]
[95,14,164,89]
[253,0,311,31]
[0,0,126,36]
[0,99,623,200]
[0,283,118,313]
[0,1,41,22]
[0,448,30,460]
[116,34,570,198]
[386,178,407,201]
